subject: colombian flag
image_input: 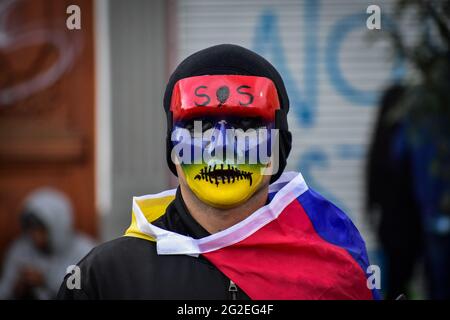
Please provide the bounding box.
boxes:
[126,172,379,300]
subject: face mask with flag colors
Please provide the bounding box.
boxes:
[169,75,280,208]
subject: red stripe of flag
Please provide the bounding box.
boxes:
[203,198,373,300]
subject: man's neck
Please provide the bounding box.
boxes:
[179,183,269,234]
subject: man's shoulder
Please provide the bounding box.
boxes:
[79,236,157,268]
[58,237,159,299]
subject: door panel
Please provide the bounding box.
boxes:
[0,0,96,262]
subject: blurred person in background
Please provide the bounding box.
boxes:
[366,84,423,300]
[394,55,450,299]
[0,187,95,299]
[372,0,450,299]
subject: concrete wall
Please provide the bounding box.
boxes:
[98,0,169,240]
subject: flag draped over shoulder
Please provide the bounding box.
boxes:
[125,172,378,300]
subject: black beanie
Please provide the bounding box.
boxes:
[163,44,292,183]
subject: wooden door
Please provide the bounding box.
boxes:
[0,0,96,262]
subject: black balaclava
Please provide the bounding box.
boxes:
[163,44,292,183]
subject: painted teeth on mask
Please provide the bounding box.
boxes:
[194,164,253,187]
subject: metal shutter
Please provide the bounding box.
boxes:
[171,0,415,250]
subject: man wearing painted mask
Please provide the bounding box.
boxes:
[58,44,378,300]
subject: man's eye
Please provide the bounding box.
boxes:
[183,121,195,132]
[233,118,264,130]
[182,119,213,132]
[202,121,213,131]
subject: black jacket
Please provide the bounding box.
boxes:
[57,188,250,300]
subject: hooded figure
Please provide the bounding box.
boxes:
[0,188,95,299]
[58,44,378,300]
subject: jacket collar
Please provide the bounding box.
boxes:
[125,171,308,257]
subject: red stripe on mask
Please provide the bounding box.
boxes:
[170,75,280,122]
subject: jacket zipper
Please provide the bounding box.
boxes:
[228,280,238,300]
